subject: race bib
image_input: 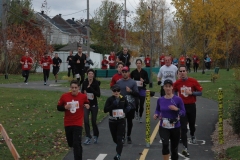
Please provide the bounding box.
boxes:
[112,109,124,118]
[147,60,149,63]
[43,63,47,66]
[180,86,192,97]
[24,64,28,68]
[162,119,175,129]
[161,59,164,62]
[136,81,143,87]
[87,93,94,100]
[68,65,71,68]
[67,100,79,113]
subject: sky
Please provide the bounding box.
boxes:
[31,0,173,21]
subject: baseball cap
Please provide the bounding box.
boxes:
[111,84,120,91]
[163,79,173,85]
[122,66,129,72]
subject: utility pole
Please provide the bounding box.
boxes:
[124,0,126,45]
[149,0,154,88]
[2,0,8,79]
[87,0,90,56]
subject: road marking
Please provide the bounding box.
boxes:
[139,121,160,160]
[178,153,190,160]
[87,154,107,160]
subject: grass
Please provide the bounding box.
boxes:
[0,88,108,159]
[226,146,240,160]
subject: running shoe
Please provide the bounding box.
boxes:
[83,137,91,145]
[55,80,57,83]
[114,154,121,160]
[93,136,98,144]
[122,138,125,144]
[139,117,143,123]
[44,82,46,85]
[127,136,132,144]
[182,148,190,157]
[191,136,197,144]
[135,112,139,120]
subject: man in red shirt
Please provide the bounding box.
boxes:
[108,52,116,69]
[159,53,165,67]
[57,80,90,160]
[144,55,151,67]
[101,56,108,69]
[40,53,53,85]
[110,62,124,87]
[20,51,33,84]
[179,54,186,66]
[173,65,203,157]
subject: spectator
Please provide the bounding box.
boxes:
[101,56,109,69]
[108,52,116,69]
[144,55,151,67]
[117,48,131,68]
[84,53,94,73]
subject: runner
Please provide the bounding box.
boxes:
[144,55,151,67]
[110,62,124,87]
[192,53,199,72]
[117,48,131,68]
[73,46,86,88]
[130,59,149,123]
[40,53,52,85]
[159,53,165,67]
[101,56,108,69]
[116,66,138,144]
[57,80,90,160]
[185,55,191,73]
[104,84,129,160]
[66,50,75,78]
[20,51,33,84]
[52,53,62,83]
[157,56,178,96]
[179,54,186,66]
[108,52,116,69]
[173,65,203,157]
[81,69,101,145]
[153,79,185,160]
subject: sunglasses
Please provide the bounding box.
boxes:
[112,89,120,92]
[122,71,128,73]
[179,70,186,72]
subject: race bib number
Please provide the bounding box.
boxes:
[136,81,143,87]
[87,93,94,100]
[180,86,192,97]
[162,119,175,129]
[67,100,79,113]
[147,60,149,63]
[43,63,47,66]
[24,64,28,68]
[112,109,124,118]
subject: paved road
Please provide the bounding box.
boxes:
[0,81,218,160]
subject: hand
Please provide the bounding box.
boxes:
[185,88,192,95]
[126,86,132,92]
[84,104,90,109]
[168,105,178,111]
[158,81,161,85]
[140,78,144,82]
[153,114,158,120]
[77,60,80,63]
[65,104,72,110]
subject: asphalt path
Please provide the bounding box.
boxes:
[0,80,218,160]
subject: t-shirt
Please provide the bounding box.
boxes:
[179,57,185,65]
[20,56,33,70]
[108,55,116,67]
[192,55,198,63]
[157,64,178,86]
[144,57,151,67]
[159,56,165,66]
[173,78,203,104]
[154,95,185,128]
[67,55,74,65]
[40,56,52,70]
[110,73,122,87]
[58,92,89,127]
[101,59,108,69]
[52,57,62,68]
[74,53,86,69]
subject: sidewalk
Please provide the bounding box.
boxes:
[0,81,218,160]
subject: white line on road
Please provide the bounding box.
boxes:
[87,153,107,160]
[178,153,190,160]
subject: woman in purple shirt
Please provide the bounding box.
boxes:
[153,79,185,160]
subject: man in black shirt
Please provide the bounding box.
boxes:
[73,46,86,88]
[52,53,62,83]
[118,48,131,68]
[67,50,75,78]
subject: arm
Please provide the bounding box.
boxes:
[143,70,149,84]
[129,82,139,97]
[88,82,101,97]
[104,97,117,113]
[57,95,66,112]
[178,98,186,117]
[153,99,161,120]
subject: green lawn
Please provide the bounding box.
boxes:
[0,88,107,159]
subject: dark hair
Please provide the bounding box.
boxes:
[135,59,142,64]
[70,80,79,86]
[87,68,95,75]
[179,65,187,70]
[117,62,124,66]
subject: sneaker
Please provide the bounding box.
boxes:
[182,148,190,157]
[83,137,91,145]
[191,136,197,144]
[44,82,46,85]
[135,112,139,120]
[114,154,121,160]
[179,138,182,143]
[127,136,132,144]
[93,136,98,144]
[122,138,125,144]
[55,80,57,83]
[139,117,143,123]
[25,82,28,85]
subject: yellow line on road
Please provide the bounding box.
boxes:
[139,121,160,160]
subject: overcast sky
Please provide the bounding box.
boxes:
[31,0,173,21]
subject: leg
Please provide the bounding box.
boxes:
[126,110,134,137]
[135,97,139,119]
[84,107,92,138]
[186,104,196,136]
[116,120,125,156]
[46,69,50,81]
[79,69,85,88]
[170,127,180,160]
[109,121,118,144]
[159,126,170,160]
[65,126,73,147]
[139,96,146,118]
[68,68,71,77]
[72,126,83,160]
[25,70,29,82]
[180,115,188,149]
[91,105,99,138]
[43,69,47,83]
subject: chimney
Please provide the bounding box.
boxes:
[80,19,83,22]
[72,18,75,21]
[59,14,62,17]
[41,11,44,15]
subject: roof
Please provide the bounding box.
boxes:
[66,19,87,35]
[58,42,94,52]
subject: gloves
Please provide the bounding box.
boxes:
[158,81,161,85]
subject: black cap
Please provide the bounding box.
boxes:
[163,79,173,85]
[111,84,120,91]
